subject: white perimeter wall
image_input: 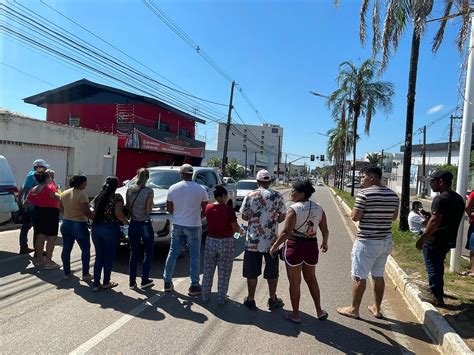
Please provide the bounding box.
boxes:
[0,111,117,196]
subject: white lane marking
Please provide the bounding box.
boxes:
[327,190,415,354]
[69,277,187,355]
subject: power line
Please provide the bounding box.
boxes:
[1,60,56,86]
[1,1,226,123]
[143,0,268,125]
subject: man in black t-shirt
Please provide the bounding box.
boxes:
[416,170,465,306]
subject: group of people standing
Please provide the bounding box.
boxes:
[16,159,469,319]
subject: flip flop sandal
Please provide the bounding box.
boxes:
[318,311,329,320]
[284,312,301,324]
[102,281,119,289]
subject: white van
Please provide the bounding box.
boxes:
[0,155,19,224]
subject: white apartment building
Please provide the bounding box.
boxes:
[214,122,283,176]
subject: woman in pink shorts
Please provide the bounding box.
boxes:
[270,180,329,323]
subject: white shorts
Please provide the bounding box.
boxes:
[351,238,392,280]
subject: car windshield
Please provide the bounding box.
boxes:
[128,170,181,189]
[236,181,258,190]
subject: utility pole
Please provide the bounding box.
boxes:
[254,151,257,176]
[448,115,454,165]
[277,135,281,182]
[381,149,384,170]
[450,13,474,272]
[285,154,288,186]
[221,80,235,173]
[421,126,426,196]
[244,146,248,178]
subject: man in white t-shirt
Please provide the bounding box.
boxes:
[163,164,209,296]
[408,201,430,236]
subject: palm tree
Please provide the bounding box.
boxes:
[357,0,471,230]
[225,159,244,180]
[327,112,355,189]
[328,59,394,196]
[366,152,384,166]
[207,156,221,168]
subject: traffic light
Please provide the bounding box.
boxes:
[320,154,324,161]
[310,154,315,161]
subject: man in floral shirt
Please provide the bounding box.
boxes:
[240,169,286,310]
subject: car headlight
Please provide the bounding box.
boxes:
[152,203,168,213]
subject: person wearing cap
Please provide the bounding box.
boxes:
[163,164,209,296]
[17,159,49,254]
[416,170,465,306]
[240,169,286,310]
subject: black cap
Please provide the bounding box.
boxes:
[430,170,453,183]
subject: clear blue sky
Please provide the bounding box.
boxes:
[0,0,465,168]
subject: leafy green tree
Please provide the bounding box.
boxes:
[328,59,394,196]
[366,152,384,166]
[207,156,221,168]
[225,159,244,180]
[356,0,471,230]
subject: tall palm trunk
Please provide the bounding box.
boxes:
[351,113,359,197]
[400,28,421,231]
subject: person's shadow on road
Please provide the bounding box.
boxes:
[195,298,415,354]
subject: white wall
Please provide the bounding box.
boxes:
[0,110,117,196]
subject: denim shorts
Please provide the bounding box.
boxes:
[351,238,392,280]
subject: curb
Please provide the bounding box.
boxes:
[329,188,472,354]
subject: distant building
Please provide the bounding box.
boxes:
[214,122,283,176]
[24,79,206,182]
[401,142,460,165]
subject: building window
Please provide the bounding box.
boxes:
[260,150,263,154]
[260,145,264,149]
[272,127,278,133]
[69,116,80,127]
[261,130,265,134]
[261,136,264,140]
[179,128,189,137]
[157,122,169,132]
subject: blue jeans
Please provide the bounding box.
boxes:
[19,206,34,249]
[423,243,450,298]
[91,222,120,287]
[61,220,91,276]
[163,224,202,286]
[129,220,154,283]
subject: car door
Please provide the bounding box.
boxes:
[204,170,219,203]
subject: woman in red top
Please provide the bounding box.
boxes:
[202,185,242,304]
[27,171,61,269]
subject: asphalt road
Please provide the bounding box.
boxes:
[0,186,439,354]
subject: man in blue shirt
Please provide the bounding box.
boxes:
[18,159,49,254]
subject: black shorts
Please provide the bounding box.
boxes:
[32,207,59,236]
[243,250,279,279]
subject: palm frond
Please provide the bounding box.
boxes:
[372,0,381,59]
[432,0,454,53]
[360,0,370,44]
[456,0,470,52]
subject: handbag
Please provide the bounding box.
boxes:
[123,186,143,219]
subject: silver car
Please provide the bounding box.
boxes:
[234,179,258,210]
[117,166,224,245]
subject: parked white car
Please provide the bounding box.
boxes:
[235,179,258,210]
[117,166,224,245]
[0,155,19,224]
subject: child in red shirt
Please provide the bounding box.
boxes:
[202,185,242,304]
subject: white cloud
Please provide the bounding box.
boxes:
[427,104,444,115]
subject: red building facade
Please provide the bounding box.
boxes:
[24,79,206,182]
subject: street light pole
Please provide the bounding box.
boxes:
[221,80,235,172]
[450,13,474,272]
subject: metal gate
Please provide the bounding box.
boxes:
[0,141,68,189]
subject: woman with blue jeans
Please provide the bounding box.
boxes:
[126,168,155,289]
[60,175,95,280]
[91,176,129,292]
